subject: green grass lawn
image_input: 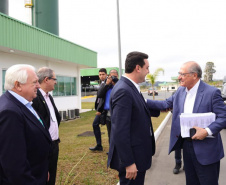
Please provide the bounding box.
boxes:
[56,102,168,185]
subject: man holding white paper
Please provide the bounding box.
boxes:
[147,61,226,185]
[180,112,216,138]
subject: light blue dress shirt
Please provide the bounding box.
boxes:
[8,90,44,127]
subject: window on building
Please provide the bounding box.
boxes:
[53,76,77,96]
[2,70,6,94]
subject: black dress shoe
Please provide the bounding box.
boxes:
[89,145,103,151]
[173,163,181,174]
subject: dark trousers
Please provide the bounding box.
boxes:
[92,115,102,146]
[183,140,220,185]
[119,171,146,185]
[106,116,111,144]
[175,148,182,164]
[47,140,59,185]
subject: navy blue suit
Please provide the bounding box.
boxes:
[0,91,52,185]
[147,80,226,185]
[107,76,159,184]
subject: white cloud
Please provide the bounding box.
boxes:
[8,0,226,80]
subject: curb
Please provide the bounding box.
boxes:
[81,95,95,100]
[154,112,172,141]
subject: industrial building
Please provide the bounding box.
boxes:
[0,0,97,113]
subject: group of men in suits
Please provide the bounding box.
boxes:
[0,65,60,185]
[1,52,226,185]
[108,52,226,185]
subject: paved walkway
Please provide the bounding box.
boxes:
[145,114,226,185]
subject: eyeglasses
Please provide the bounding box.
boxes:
[48,77,57,81]
[178,72,194,77]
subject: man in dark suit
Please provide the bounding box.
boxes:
[89,68,107,151]
[107,51,160,185]
[147,61,226,185]
[96,69,118,145]
[32,67,61,185]
[0,64,52,184]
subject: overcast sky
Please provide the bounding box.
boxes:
[9,0,226,81]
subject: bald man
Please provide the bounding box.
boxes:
[147,61,226,185]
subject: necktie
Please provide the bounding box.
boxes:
[140,92,152,136]
[28,104,45,127]
[45,94,57,122]
[140,92,146,103]
[38,118,44,127]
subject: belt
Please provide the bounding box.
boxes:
[184,137,192,142]
[52,139,60,144]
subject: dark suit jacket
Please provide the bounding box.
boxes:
[0,91,52,184]
[32,89,61,130]
[147,80,226,165]
[107,76,160,172]
[95,83,105,113]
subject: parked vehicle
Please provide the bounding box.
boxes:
[221,76,226,100]
[93,85,100,91]
[222,84,226,100]
[82,84,100,92]
[148,87,158,96]
[82,84,93,92]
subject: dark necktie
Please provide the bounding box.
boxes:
[140,92,146,103]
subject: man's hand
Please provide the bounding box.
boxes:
[106,76,113,85]
[160,108,172,112]
[95,112,101,116]
[125,163,138,180]
[192,126,208,140]
[47,172,50,182]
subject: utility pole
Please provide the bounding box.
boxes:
[116,0,122,77]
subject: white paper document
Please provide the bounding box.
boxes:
[180,112,216,138]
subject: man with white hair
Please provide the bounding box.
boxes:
[0,64,52,184]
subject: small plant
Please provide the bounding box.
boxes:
[63,151,87,185]
[96,170,108,175]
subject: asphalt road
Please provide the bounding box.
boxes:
[145,114,226,185]
[82,91,173,102]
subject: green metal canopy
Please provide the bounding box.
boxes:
[80,67,123,76]
[0,12,97,67]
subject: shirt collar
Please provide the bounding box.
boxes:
[185,79,200,95]
[8,90,31,106]
[39,88,49,97]
[123,75,140,93]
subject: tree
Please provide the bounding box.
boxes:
[146,68,164,99]
[204,62,216,82]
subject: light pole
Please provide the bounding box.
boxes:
[116,0,122,77]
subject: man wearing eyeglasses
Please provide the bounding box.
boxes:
[32,67,61,185]
[147,61,226,185]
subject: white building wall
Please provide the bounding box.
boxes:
[0,51,82,110]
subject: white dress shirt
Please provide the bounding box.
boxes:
[184,80,212,135]
[39,88,59,141]
[8,90,44,127]
[123,75,140,93]
[123,75,152,136]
